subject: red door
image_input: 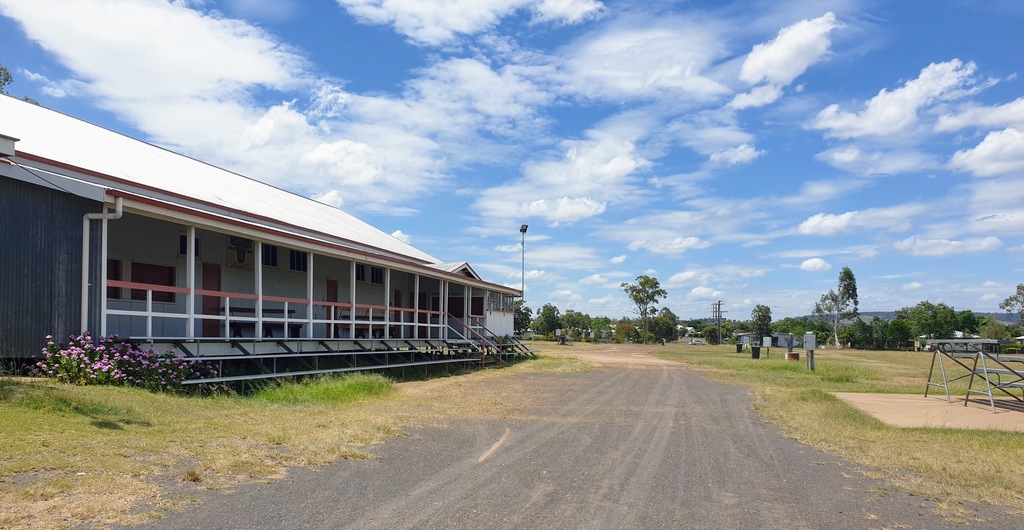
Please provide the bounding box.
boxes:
[201,263,221,337]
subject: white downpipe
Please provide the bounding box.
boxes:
[186,226,196,338]
[81,197,123,333]
[414,274,420,340]
[306,251,314,338]
[384,268,391,338]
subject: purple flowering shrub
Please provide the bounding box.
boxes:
[31,332,218,392]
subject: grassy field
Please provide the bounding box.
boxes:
[0,356,593,530]
[4,343,1023,527]
[637,342,1024,517]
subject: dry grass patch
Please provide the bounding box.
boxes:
[654,344,1024,513]
[0,355,582,529]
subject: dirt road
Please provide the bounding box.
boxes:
[131,347,1015,529]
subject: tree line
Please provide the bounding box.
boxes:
[741,271,1024,350]
[516,275,680,343]
[514,267,1024,349]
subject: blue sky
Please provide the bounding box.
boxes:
[2,0,1023,321]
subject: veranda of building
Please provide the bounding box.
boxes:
[0,95,529,382]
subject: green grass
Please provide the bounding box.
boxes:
[251,373,396,405]
[652,344,1024,514]
[0,374,406,529]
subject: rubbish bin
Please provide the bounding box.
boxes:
[751,346,761,359]
[736,343,743,353]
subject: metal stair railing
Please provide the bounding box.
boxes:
[447,314,505,367]
[463,315,535,360]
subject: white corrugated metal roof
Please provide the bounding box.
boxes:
[0,95,439,264]
[429,261,481,280]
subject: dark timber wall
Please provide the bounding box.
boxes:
[0,176,101,359]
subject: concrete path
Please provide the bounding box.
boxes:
[837,392,1024,431]
[129,352,1018,529]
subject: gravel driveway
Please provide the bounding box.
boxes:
[128,349,1017,529]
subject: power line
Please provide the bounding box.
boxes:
[711,300,727,345]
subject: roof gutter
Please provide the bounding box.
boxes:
[81,196,122,332]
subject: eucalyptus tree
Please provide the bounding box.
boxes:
[813,266,859,348]
[621,275,667,343]
[1000,284,1024,324]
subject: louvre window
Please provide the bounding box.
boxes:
[289,250,308,272]
[263,245,278,267]
[130,262,175,303]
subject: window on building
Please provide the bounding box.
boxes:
[130,262,175,303]
[107,259,122,300]
[487,292,515,312]
[263,244,278,267]
[370,266,384,285]
[355,263,366,282]
[178,234,200,258]
[289,250,307,272]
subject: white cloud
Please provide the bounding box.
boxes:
[815,146,939,175]
[732,12,841,108]
[610,254,628,264]
[313,189,345,208]
[19,69,85,98]
[390,229,411,243]
[532,0,604,25]
[666,265,768,288]
[797,205,924,236]
[902,281,922,291]
[810,59,980,138]
[690,286,722,299]
[949,128,1024,177]
[550,288,585,307]
[472,131,651,232]
[336,0,604,46]
[799,257,831,271]
[667,121,760,162]
[728,84,783,110]
[894,235,1002,256]
[1,1,307,102]
[520,244,605,270]
[794,212,860,236]
[604,203,767,252]
[740,13,841,86]
[335,0,521,46]
[524,197,607,224]
[776,178,869,207]
[628,236,710,255]
[669,270,704,286]
[935,97,1024,132]
[709,143,763,165]
[558,17,729,102]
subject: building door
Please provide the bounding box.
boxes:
[448,297,464,318]
[201,263,221,337]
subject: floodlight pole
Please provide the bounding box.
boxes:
[519,224,528,298]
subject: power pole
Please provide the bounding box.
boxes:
[711,300,726,345]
